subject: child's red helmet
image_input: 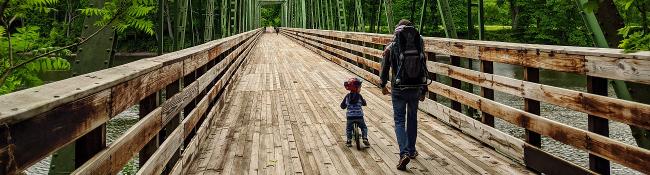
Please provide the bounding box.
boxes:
[344,77,362,93]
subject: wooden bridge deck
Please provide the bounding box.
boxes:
[186,34,533,174]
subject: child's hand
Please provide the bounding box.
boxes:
[382,87,390,95]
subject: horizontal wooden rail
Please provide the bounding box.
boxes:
[281,28,650,174]
[0,29,262,174]
[284,28,650,85]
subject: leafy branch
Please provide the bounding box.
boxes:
[0,14,120,86]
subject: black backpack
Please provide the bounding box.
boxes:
[393,26,429,88]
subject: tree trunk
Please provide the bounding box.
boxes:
[509,0,518,30]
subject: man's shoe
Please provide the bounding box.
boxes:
[346,140,352,147]
[396,155,410,171]
[409,151,418,159]
[363,138,370,147]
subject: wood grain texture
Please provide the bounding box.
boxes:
[184,33,533,175]
[0,90,111,174]
[0,29,261,126]
[142,30,263,174]
[283,28,650,84]
[426,80,650,174]
[283,28,650,174]
[425,61,650,131]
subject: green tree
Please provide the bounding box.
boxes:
[0,0,157,94]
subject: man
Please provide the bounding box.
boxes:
[379,19,428,171]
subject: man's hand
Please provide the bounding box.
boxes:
[419,91,427,101]
[381,87,391,95]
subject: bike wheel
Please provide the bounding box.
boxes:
[354,123,361,150]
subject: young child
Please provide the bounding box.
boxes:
[340,77,370,147]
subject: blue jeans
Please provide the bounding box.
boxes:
[346,118,368,140]
[391,88,420,156]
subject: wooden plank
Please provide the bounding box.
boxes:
[72,30,262,175]
[184,33,534,175]
[524,67,541,148]
[0,29,261,125]
[283,28,650,85]
[479,60,494,126]
[418,99,525,162]
[74,125,106,168]
[0,90,111,174]
[523,145,595,175]
[587,76,609,174]
[425,80,650,174]
[425,61,650,131]
[0,29,262,174]
[139,93,160,167]
[450,56,462,112]
[0,59,160,124]
[73,108,162,175]
[282,31,381,85]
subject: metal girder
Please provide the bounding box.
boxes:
[301,0,307,27]
[158,0,164,54]
[51,0,114,173]
[478,0,484,40]
[230,0,238,34]
[384,0,394,31]
[221,0,230,37]
[316,0,322,28]
[176,0,189,50]
[436,0,457,38]
[376,0,382,32]
[354,0,364,32]
[336,0,348,31]
[418,0,426,31]
[204,0,216,42]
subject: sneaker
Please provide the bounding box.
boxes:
[409,151,418,159]
[396,155,410,171]
[362,138,370,147]
[346,140,352,147]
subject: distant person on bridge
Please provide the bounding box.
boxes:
[379,19,429,171]
[275,27,280,35]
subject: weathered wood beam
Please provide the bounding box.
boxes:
[282,28,650,85]
[0,29,261,174]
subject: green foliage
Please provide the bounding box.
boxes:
[5,0,59,18]
[619,26,650,52]
[261,5,282,27]
[0,26,71,94]
[79,0,157,35]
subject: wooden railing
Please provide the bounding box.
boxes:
[0,28,262,174]
[280,27,650,174]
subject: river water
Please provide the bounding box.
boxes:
[24,57,642,174]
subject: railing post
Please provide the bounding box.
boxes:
[588,76,610,174]
[427,52,437,101]
[524,67,541,147]
[139,92,160,166]
[161,80,182,174]
[184,69,199,146]
[75,126,106,167]
[450,56,462,112]
[480,60,494,126]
